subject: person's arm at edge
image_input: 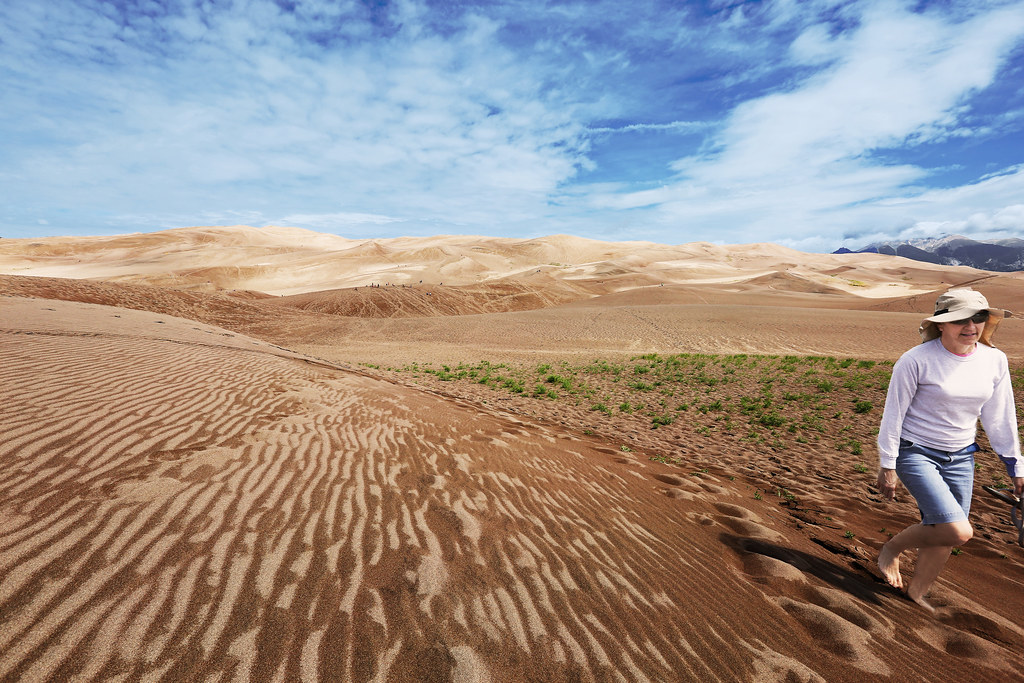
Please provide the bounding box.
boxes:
[876,354,917,500]
[980,354,1024,496]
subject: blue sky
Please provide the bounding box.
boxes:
[2,0,1024,252]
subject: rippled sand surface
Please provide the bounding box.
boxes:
[3,227,1024,681]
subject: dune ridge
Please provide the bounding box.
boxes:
[1,224,1004,298]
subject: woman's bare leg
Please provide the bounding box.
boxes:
[907,545,956,612]
[877,520,972,609]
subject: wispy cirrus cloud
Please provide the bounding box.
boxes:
[582,0,1024,250]
[1,0,1022,252]
[588,121,713,134]
[0,0,590,235]
[280,212,406,230]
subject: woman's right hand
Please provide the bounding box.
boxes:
[877,468,899,501]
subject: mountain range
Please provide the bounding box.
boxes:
[834,235,1024,272]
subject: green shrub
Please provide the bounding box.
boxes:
[533,384,557,399]
[502,378,525,393]
[651,414,675,428]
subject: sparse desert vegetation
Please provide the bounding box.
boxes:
[370,352,897,451]
[366,352,1024,494]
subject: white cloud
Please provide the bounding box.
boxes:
[2,0,1023,249]
[787,166,1024,251]
[695,4,1022,177]
[887,168,1024,237]
[0,0,591,234]
[588,121,712,134]
[598,1,1024,248]
[281,212,405,230]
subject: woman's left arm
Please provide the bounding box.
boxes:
[979,356,1024,482]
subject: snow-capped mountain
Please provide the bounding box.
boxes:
[834,235,1024,272]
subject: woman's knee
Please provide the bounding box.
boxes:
[944,520,973,545]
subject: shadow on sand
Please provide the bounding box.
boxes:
[721,533,886,605]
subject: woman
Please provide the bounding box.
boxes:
[876,287,1023,611]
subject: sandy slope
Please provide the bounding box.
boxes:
[3,226,1024,681]
[4,297,1024,682]
[7,271,1022,368]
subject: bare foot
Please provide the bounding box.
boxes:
[877,541,903,589]
[907,589,936,614]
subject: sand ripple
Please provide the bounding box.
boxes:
[3,298,1023,681]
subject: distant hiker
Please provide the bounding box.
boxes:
[876,288,1022,611]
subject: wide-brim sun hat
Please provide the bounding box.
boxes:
[919,287,1013,346]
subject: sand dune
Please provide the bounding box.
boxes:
[271,276,596,319]
[7,271,1022,367]
[4,223,1023,367]
[1,225,1006,298]
[3,226,1024,681]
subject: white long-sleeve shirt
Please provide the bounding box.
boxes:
[877,338,1023,477]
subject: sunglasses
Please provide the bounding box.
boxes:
[948,311,989,325]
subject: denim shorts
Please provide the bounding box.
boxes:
[895,439,977,525]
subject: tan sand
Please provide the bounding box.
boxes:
[1,225,1003,297]
[2,226,1024,681]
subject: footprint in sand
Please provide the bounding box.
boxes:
[650,472,705,500]
[712,502,784,542]
[712,502,754,518]
[935,606,1024,650]
[734,538,813,572]
[775,597,890,677]
[916,617,1021,669]
[741,642,826,683]
[741,552,808,583]
[684,512,717,526]
[797,585,891,637]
